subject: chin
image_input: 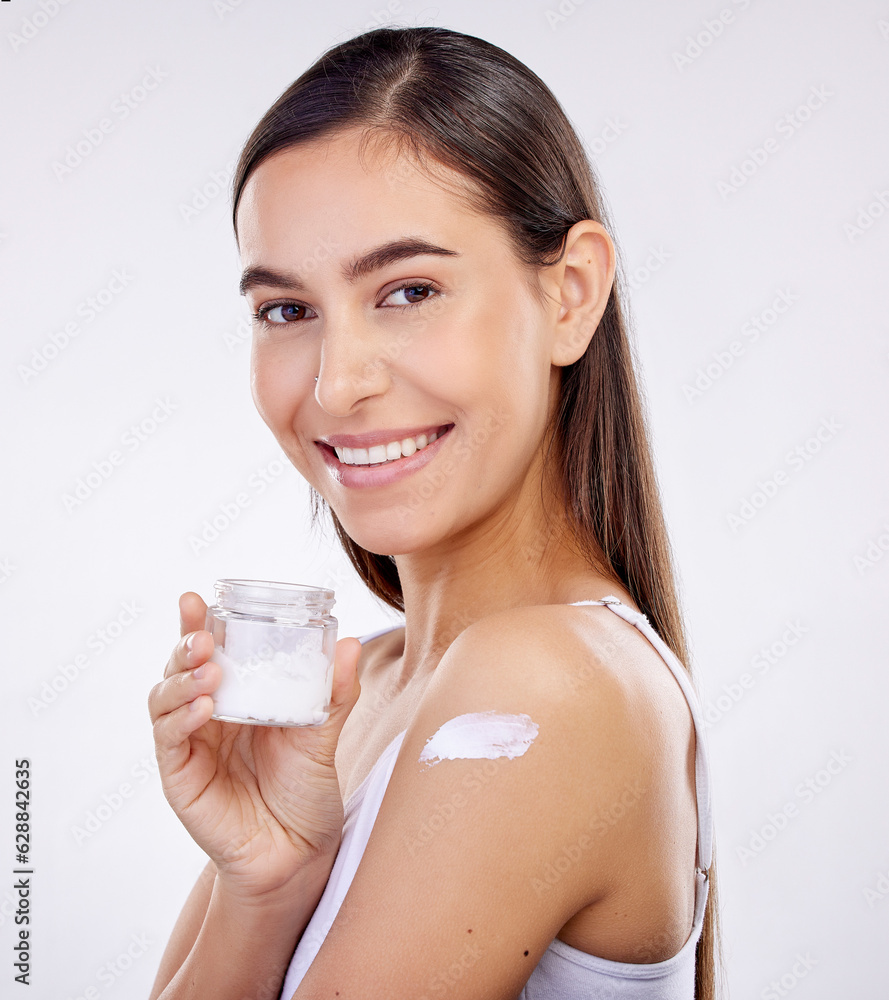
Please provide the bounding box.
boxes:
[331,516,426,557]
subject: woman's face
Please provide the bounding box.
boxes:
[236,129,564,557]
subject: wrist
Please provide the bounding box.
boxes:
[214,847,336,913]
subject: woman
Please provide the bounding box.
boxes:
[148,25,721,1000]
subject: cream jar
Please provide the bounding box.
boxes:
[204,579,337,726]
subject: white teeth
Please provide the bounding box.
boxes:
[334,428,444,466]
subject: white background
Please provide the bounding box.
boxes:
[3,1,888,997]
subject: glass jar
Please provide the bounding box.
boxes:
[204,579,338,727]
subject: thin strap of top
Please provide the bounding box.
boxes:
[357,623,405,646]
[568,596,713,874]
[357,595,713,874]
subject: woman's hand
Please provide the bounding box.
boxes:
[147,591,362,905]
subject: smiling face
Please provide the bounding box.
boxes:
[235,127,566,558]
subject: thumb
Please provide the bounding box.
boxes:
[179,591,208,638]
[325,636,362,732]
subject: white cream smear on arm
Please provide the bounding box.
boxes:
[418,711,539,767]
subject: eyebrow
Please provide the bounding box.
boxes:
[239,237,461,296]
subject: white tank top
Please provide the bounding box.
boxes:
[279,596,714,999]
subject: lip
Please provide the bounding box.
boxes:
[318,423,451,449]
[316,423,454,489]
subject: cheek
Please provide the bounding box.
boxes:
[458,298,549,415]
[250,345,295,431]
[249,348,273,423]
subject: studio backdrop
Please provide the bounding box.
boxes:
[3,1,887,997]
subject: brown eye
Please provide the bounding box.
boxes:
[386,283,438,307]
[256,302,312,324]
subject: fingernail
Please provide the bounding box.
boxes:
[189,697,202,712]
[193,665,205,680]
[185,633,197,652]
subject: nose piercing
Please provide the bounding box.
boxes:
[314,376,319,382]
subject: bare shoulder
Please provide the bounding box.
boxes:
[420,601,697,836]
[432,601,691,733]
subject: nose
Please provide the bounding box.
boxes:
[313,310,394,414]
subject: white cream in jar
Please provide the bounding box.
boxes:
[204,579,337,727]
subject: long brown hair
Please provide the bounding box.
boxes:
[231,25,723,997]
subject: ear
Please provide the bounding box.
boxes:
[543,220,616,367]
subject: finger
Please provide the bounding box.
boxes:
[164,628,214,680]
[152,695,217,779]
[149,658,221,725]
[179,591,208,638]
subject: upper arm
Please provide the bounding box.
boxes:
[293,607,656,1000]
